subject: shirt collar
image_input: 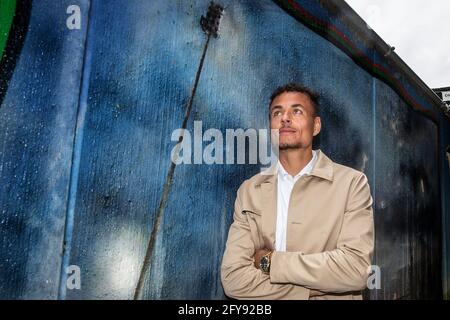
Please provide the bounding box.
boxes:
[277,150,318,179]
[255,149,334,186]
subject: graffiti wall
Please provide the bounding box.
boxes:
[0,0,449,299]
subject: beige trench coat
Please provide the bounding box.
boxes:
[221,149,374,300]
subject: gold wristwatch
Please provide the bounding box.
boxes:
[260,251,273,274]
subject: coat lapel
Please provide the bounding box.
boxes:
[308,149,334,181]
[260,178,277,250]
[253,149,335,251]
[254,165,278,250]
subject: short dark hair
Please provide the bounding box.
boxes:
[269,83,320,117]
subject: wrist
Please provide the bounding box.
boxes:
[259,250,273,274]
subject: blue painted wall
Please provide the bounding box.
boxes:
[0,0,89,298]
[0,0,449,299]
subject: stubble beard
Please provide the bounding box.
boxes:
[278,142,303,150]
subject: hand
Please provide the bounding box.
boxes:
[253,249,271,269]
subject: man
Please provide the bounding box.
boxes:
[221,83,374,300]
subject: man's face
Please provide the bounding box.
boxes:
[269,92,321,150]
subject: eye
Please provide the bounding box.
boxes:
[273,110,282,117]
[293,108,303,115]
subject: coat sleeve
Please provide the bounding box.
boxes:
[270,173,375,293]
[220,181,310,300]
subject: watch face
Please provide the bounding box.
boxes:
[260,256,270,272]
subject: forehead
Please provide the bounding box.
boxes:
[270,92,314,111]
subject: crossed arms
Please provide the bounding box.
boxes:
[220,173,375,299]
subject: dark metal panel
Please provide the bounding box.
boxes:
[373,79,442,299]
[0,0,90,299]
[63,0,208,299]
[146,0,374,299]
[441,122,450,299]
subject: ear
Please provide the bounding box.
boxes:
[313,117,321,136]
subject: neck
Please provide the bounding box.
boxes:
[279,147,313,177]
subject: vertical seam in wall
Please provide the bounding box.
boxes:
[57,0,93,300]
[372,69,377,299]
[371,47,377,209]
[372,78,376,209]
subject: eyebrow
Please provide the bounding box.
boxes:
[270,104,306,111]
[270,105,282,111]
[291,104,306,109]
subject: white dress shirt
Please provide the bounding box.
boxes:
[275,150,318,252]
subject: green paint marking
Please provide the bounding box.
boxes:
[0,0,17,57]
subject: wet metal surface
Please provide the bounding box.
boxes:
[0,0,448,299]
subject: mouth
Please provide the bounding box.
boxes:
[279,128,296,135]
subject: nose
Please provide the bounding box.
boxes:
[281,110,292,124]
